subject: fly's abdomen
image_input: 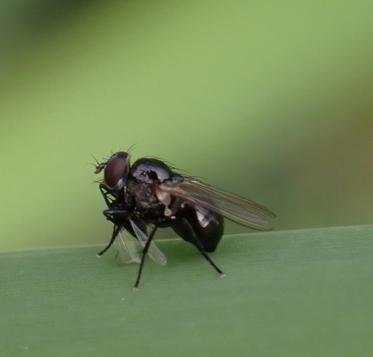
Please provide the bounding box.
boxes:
[171,205,224,252]
[194,207,224,252]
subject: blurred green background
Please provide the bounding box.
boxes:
[1,0,372,251]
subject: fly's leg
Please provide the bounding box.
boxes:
[99,184,116,206]
[99,209,133,256]
[104,209,129,216]
[171,216,224,276]
[97,225,120,257]
[103,209,131,226]
[134,226,158,288]
[192,235,224,275]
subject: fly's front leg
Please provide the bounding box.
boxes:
[97,225,120,257]
[99,209,131,257]
[103,209,130,223]
[99,183,116,207]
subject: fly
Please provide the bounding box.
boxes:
[94,151,275,287]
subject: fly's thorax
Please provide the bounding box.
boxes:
[129,158,173,184]
[127,180,159,210]
[127,158,178,216]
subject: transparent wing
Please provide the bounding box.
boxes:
[129,219,167,266]
[159,178,275,230]
[114,229,141,265]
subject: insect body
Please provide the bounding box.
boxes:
[95,151,275,287]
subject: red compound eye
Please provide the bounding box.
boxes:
[104,152,129,190]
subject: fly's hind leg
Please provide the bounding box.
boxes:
[192,234,224,275]
[172,217,224,276]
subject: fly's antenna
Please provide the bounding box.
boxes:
[91,153,107,174]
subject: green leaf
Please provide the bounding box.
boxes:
[1,225,372,357]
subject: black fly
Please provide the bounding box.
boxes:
[94,151,275,287]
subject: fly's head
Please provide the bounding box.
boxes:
[94,151,130,192]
